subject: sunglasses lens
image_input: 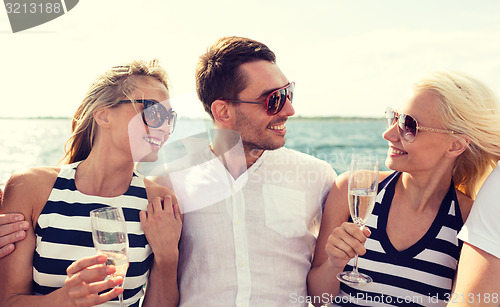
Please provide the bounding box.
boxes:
[385,107,397,129]
[267,83,294,115]
[168,111,177,134]
[267,90,284,115]
[143,102,167,128]
[400,114,417,142]
[288,83,294,103]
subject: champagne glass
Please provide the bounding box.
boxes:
[337,157,379,285]
[90,207,129,306]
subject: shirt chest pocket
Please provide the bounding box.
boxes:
[263,185,307,239]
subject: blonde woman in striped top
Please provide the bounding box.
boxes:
[308,71,500,307]
[0,59,181,306]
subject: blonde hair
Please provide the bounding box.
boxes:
[414,71,500,198]
[61,59,169,164]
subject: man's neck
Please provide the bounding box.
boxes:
[243,148,264,169]
[210,129,265,179]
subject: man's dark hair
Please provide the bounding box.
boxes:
[196,36,276,119]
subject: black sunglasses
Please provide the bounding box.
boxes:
[119,99,177,133]
[222,82,295,116]
[385,106,455,142]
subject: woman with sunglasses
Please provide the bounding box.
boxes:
[0,59,181,306]
[308,71,500,306]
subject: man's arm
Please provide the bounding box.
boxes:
[449,243,500,306]
[0,213,29,258]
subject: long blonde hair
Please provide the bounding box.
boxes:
[414,71,500,198]
[61,59,169,164]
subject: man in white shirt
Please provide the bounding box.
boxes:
[164,36,336,306]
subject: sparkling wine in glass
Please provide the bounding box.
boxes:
[90,206,129,306]
[337,157,379,285]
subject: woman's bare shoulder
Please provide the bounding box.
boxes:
[2,166,59,204]
[6,166,59,187]
[1,166,60,223]
[379,170,393,182]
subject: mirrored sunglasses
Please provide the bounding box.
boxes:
[385,106,455,142]
[222,82,295,116]
[119,99,177,133]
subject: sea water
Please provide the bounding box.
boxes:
[0,117,389,188]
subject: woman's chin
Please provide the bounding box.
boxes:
[133,151,159,163]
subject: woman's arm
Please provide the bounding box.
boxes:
[141,183,182,307]
[0,168,54,304]
[0,168,123,306]
[307,171,372,306]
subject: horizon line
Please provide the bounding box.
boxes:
[0,115,384,120]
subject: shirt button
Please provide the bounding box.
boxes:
[234,219,241,225]
[238,261,245,267]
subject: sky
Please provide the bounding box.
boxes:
[1,0,500,119]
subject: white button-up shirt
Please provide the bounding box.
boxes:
[140,133,336,306]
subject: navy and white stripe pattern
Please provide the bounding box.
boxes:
[33,162,152,307]
[335,172,463,307]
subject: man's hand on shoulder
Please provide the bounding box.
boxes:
[0,166,59,259]
[0,213,29,258]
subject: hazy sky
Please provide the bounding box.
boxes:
[2,0,500,118]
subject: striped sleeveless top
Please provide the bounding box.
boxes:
[334,172,463,307]
[33,162,153,306]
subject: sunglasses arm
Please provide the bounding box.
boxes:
[222,100,262,105]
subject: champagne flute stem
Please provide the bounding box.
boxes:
[119,292,124,307]
[352,253,360,275]
[351,224,363,276]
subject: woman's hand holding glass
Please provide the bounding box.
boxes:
[61,254,124,306]
[325,222,372,271]
[90,207,129,307]
[336,157,379,285]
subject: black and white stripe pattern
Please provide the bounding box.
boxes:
[33,162,152,306]
[335,172,463,307]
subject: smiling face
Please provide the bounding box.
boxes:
[229,60,295,154]
[383,91,456,173]
[118,76,172,162]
